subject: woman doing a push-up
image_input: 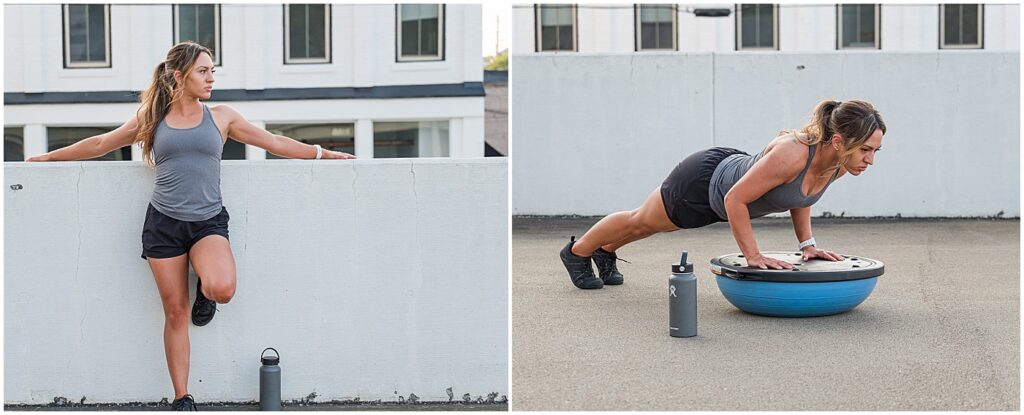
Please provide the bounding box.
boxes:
[560,99,886,289]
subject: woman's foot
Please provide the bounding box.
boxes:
[171,394,197,411]
[192,279,217,326]
[559,236,604,289]
[591,248,625,285]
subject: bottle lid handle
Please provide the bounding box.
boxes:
[261,347,279,360]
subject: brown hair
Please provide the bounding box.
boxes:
[783,99,886,177]
[133,41,212,167]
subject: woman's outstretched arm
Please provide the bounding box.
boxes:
[219,105,355,160]
[26,114,139,162]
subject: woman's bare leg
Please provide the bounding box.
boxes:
[189,235,236,304]
[147,254,191,400]
[571,187,680,256]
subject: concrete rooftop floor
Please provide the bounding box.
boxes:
[512,217,1019,411]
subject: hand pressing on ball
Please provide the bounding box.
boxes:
[801,247,843,262]
[745,253,794,270]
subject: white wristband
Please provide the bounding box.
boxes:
[314,144,323,160]
[799,237,816,250]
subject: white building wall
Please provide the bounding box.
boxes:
[511,4,1020,53]
[4,4,485,159]
[4,159,508,404]
[510,52,1020,217]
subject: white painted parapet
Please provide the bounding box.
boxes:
[4,159,508,404]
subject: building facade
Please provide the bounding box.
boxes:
[513,3,1019,53]
[4,4,485,161]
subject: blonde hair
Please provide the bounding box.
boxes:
[781,99,887,177]
[133,41,212,167]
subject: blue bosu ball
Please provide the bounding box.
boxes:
[710,252,884,318]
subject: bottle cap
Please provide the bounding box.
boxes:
[672,250,694,273]
[261,347,280,366]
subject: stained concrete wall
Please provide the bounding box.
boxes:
[4,159,507,404]
[511,52,1020,217]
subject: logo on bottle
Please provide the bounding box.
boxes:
[669,285,677,298]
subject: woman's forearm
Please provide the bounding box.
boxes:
[46,135,104,161]
[267,135,317,159]
[724,197,760,258]
[790,207,813,243]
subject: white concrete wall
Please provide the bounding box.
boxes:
[511,4,1020,53]
[510,52,1020,217]
[4,159,508,404]
[3,4,482,93]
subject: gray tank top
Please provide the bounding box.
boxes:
[150,104,224,222]
[708,144,840,221]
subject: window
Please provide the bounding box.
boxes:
[222,139,245,160]
[838,4,880,49]
[265,123,354,159]
[285,4,331,64]
[63,4,111,68]
[397,5,444,61]
[374,121,449,158]
[47,127,129,161]
[174,4,221,65]
[5,127,24,162]
[535,4,576,52]
[636,4,677,51]
[736,4,778,50]
[941,4,983,49]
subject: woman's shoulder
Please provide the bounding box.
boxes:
[207,104,242,122]
[760,133,810,173]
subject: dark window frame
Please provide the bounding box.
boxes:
[395,4,446,62]
[939,4,984,49]
[283,4,333,64]
[62,4,112,69]
[634,4,679,52]
[836,4,881,50]
[735,3,779,51]
[534,4,578,52]
[172,4,223,66]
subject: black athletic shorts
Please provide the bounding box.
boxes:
[660,147,749,229]
[141,203,230,260]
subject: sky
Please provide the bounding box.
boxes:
[481,4,511,57]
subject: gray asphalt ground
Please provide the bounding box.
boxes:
[5,402,506,411]
[512,217,1020,411]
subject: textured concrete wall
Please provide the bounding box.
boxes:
[4,159,507,404]
[511,52,1020,217]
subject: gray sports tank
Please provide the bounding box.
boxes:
[150,104,224,222]
[708,144,840,221]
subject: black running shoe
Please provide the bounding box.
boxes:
[559,236,604,289]
[192,279,217,326]
[171,394,197,411]
[592,248,625,285]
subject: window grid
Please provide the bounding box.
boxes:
[284,4,332,64]
[63,4,111,68]
[940,4,984,49]
[535,4,577,52]
[635,4,678,51]
[396,4,445,62]
[837,4,880,49]
[736,4,779,51]
[173,4,222,66]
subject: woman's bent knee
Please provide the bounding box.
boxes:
[205,279,235,304]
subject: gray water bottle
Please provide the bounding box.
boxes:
[669,251,697,337]
[259,348,282,411]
